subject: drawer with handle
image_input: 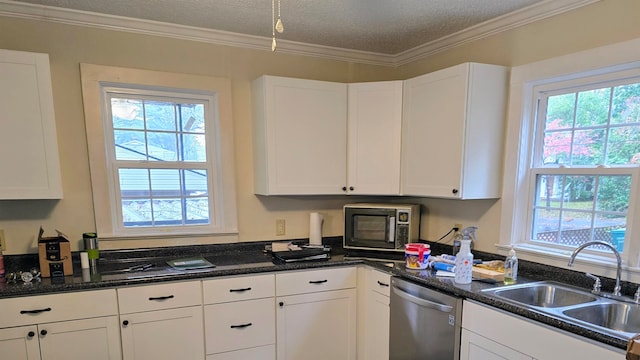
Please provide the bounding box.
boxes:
[2,289,117,328]
[204,297,275,354]
[276,267,356,296]
[117,280,201,314]
[370,269,392,297]
[203,274,275,304]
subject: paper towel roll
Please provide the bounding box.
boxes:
[80,252,90,269]
[309,212,324,245]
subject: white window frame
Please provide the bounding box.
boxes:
[80,64,238,240]
[500,37,640,277]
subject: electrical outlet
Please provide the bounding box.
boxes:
[0,229,5,251]
[276,219,286,236]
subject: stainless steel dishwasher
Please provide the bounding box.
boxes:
[389,277,462,359]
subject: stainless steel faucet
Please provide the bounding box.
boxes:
[568,241,622,297]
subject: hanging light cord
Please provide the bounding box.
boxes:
[271,0,276,51]
[271,0,284,51]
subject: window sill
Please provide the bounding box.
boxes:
[495,243,640,284]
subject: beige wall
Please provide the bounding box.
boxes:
[0,0,638,254]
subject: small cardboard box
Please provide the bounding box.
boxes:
[627,334,640,360]
[38,228,73,277]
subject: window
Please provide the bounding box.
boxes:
[530,79,640,253]
[81,64,237,239]
[106,91,213,229]
[500,44,640,269]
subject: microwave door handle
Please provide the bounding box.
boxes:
[388,216,396,243]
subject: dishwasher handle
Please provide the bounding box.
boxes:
[392,285,453,313]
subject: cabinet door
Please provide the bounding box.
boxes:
[276,289,356,360]
[120,306,204,360]
[460,329,532,360]
[0,325,40,360]
[462,301,624,360]
[401,64,467,198]
[39,316,122,360]
[252,75,348,195]
[401,63,508,199]
[0,49,62,199]
[364,291,390,360]
[347,81,402,195]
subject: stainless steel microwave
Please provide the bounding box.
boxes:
[343,203,420,251]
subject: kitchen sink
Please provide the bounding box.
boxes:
[563,302,640,336]
[483,280,640,340]
[483,281,599,308]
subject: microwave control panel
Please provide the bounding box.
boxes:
[396,210,410,242]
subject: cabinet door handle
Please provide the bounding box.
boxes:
[27,331,35,338]
[40,330,47,336]
[230,322,253,329]
[377,281,390,287]
[148,295,175,301]
[20,307,52,315]
[309,280,328,284]
[229,287,252,293]
[452,189,459,194]
[279,301,284,307]
[349,186,354,191]
[342,186,347,192]
[122,320,129,326]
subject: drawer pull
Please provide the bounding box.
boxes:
[20,307,52,315]
[148,295,175,301]
[230,322,253,329]
[40,330,47,336]
[229,287,252,293]
[309,280,328,284]
[377,281,390,287]
[27,331,35,338]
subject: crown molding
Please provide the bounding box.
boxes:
[393,0,601,66]
[0,0,600,67]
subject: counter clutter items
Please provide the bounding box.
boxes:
[0,239,631,355]
[429,254,505,282]
[267,241,332,263]
[404,243,430,269]
[37,227,72,277]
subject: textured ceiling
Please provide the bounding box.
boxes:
[10,0,544,54]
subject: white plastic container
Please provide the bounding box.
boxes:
[454,240,473,284]
[405,243,431,270]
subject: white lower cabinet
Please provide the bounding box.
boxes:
[276,267,357,360]
[357,267,390,360]
[203,274,276,360]
[461,300,624,360]
[118,281,204,360]
[0,289,121,360]
[0,325,40,360]
[461,329,533,360]
[40,316,121,360]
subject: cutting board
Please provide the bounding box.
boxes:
[472,266,504,281]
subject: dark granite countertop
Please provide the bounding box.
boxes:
[0,238,632,351]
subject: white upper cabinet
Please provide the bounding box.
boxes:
[347,81,402,195]
[401,63,509,199]
[0,49,62,199]
[252,75,348,195]
[252,76,403,196]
